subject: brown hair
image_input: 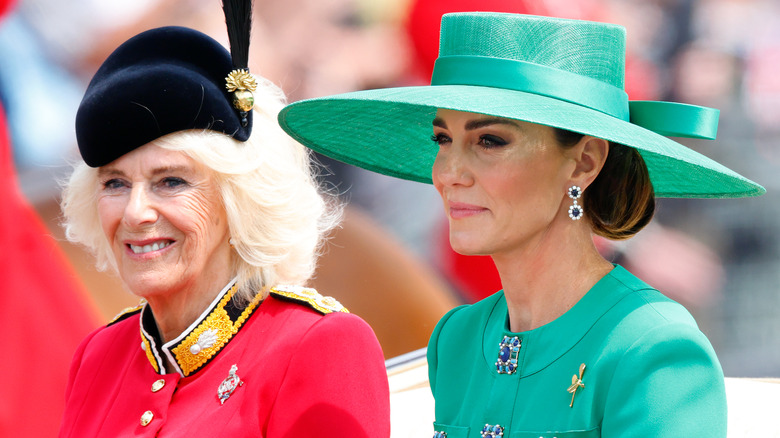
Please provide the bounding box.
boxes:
[554,128,655,240]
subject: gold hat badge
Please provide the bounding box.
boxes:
[567,363,586,407]
[225,69,257,124]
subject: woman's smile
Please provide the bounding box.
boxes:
[126,239,175,255]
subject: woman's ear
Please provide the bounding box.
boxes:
[568,136,609,189]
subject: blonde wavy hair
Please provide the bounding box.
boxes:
[61,76,341,302]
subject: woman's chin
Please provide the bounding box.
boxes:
[449,240,491,257]
[121,275,177,299]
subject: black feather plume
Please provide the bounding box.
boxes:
[222,0,253,70]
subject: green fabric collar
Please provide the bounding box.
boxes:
[481,265,653,377]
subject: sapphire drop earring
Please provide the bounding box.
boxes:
[568,186,583,220]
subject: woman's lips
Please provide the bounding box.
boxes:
[448,202,487,219]
[125,239,174,255]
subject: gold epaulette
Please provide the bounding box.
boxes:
[270,285,349,314]
[107,302,145,326]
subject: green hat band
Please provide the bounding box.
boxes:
[432,55,718,139]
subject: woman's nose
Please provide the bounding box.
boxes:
[433,145,473,188]
[123,185,158,226]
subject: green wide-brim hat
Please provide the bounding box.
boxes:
[279,12,764,198]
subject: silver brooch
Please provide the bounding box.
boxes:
[217,364,243,405]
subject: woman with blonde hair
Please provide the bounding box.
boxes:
[57,3,390,436]
[279,12,764,437]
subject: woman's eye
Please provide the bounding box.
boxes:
[431,133,451,145]
[160,177,187,189]
[102,178,126,190]
[479,135,508,148]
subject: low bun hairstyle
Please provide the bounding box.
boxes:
[554,128,655,240]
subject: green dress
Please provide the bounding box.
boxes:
[428,265,726,437]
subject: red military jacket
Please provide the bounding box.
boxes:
[58,282,391,437]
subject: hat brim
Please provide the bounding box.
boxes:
[278,85,764,199]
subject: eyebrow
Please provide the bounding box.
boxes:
[432,117,447,129]
[150,165,190,177]
[432,116,521,131]
[97,167,123,178]
[97,165,191,178]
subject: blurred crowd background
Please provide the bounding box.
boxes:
[2,0,779,383]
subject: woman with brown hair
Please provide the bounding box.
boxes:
[278,12,764,437]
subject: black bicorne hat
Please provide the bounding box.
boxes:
[76,0,254,167]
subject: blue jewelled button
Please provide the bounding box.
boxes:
[432,432,447,438]
[480,423,504,437]
[495,336,521,375]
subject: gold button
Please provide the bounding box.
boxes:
[151,379,166,392]
[140,410,154,426]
